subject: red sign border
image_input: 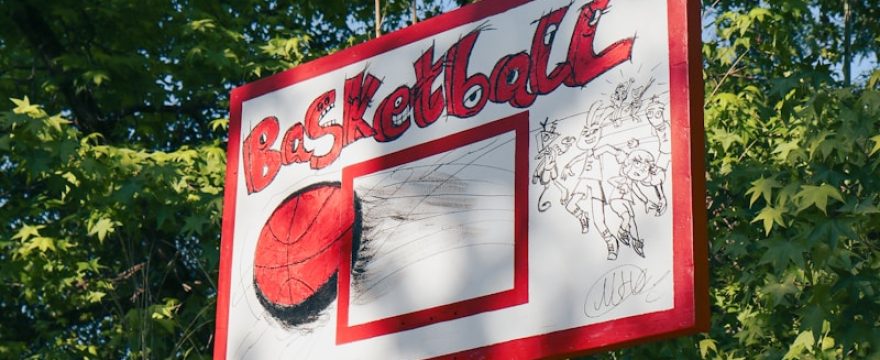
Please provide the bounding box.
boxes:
[337,112,530,344]
[215,0,708,358]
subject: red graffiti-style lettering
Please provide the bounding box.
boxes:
[445,31,490,118]
[530,7,572,94]
[304,90,343,169]
[489,52,536,108]
[342,72,380,146]
[412,46,446,128]
[565,0,634,87]
[243,116,283,193]
[280,123,311,165]
[241,1,636,193]
[374,86,412,142]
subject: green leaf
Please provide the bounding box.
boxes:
[747,8,771,22]
[783,330,815,359]
[751,206,785,235]
[182,214,210,235]
[714,92,741,109]
[12,224,45,241]
[734,306,766,346]
[745,176,780,207]
[798,304,828,335]
[29,237,56,253]
[774,139,807,162]
[10,96,42,116]
[851,202,880,215]
[151,298,180,320]
[699,338,717,358]
[820,321,836,351]
[762,274,799,307]
[156,207,174,229]
[87,218,118,243]
[760,238,805,271]
[776,181,801,208]
[770,76,799,97]
[188,19,216,32]
[870,135,880,156]
[57,138,78,160]
[209,118,229,131]
[60,171,79,186]
[86,291,106,303]
[807,131,842,160]
[76,258,103,273]
[807,218,857,249]
[868,70,880,89]
[794,184,844,214]
[713,127,743,151]
[83,70,110,87]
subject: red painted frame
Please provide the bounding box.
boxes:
[337,112,530,344]
[215,0,707,358]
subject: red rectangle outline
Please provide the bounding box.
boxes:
[337,112,530,344]
[214,0,707,358]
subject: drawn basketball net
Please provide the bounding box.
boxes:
[336,114,528,343]
[350,133,514,321]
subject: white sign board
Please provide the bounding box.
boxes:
[215,0,707,358]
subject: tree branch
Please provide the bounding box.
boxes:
[375,0,382,38]
[843,0,852,86]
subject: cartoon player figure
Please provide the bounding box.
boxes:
[533,119,573,212]
[561,104,620,260]
[625,77,655,122]
[594,144,669,258]
[644,95,671,149]
[606,78,634,127]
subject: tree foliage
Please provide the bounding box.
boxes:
[0,0,878,358]
[0,0,430,358]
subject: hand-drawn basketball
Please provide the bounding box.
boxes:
[253,182,360,327]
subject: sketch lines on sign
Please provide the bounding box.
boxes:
[532,71,671,261]
[349,131,516,323]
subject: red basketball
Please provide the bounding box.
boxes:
[253,183,354,324]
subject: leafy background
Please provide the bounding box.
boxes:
[0,0,877,358]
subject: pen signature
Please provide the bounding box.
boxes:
[583,265,671,318]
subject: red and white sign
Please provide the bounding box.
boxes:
[215,0,708,358]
